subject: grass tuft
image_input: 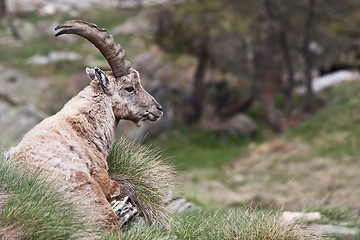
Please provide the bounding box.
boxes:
[107,137,177,225]
[110,206,319,240]
[0,156,98,240]
[171,208,320,240]
[116,222,169,240]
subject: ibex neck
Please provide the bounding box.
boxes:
[61,84,116,160]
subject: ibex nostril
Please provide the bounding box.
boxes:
[157,106,163,112]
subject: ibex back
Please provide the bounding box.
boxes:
[6,20,163,229]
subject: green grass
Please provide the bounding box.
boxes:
[0,156,98,239]
[289,81,360,159]
[172,207,319,240]
[148,128,262,170]
[104,223,168,240]
[109,206,319,240]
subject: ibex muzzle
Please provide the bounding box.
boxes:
[55,20,163,127]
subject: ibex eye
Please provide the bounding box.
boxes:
[125,86,134,92]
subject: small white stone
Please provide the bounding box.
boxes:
[282,211,321,224]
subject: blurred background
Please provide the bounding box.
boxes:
[1,0,360,231]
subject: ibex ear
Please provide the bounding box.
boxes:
[86,67,96,80]
[94,67,110,94]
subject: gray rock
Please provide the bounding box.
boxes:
[0,65,49,106]
[308,223,358,236]
[112,9,156,36]
[0,103,46,150]
[165,198,196,213]
[220,113,257,138]
[0,67,48,149]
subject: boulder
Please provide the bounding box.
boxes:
[0,66,48,149]
[165,198,195,213]
[112,9,157,36]
[0,103,46,149]
[220,113,257,138]
[0,65,49,106]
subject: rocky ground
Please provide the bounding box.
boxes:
[184,137,360,209]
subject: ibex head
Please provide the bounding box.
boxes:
[55,20,163,126]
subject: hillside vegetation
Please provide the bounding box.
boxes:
[149,81,360,239]
[1,2,360,239]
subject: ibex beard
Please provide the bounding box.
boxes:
[5,20,163,229]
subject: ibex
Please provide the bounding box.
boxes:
[6,20,163,229]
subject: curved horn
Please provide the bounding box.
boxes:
[55,20,131,78]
